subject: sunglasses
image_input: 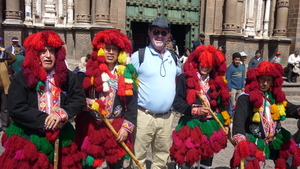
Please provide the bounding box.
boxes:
[152,30,168,37]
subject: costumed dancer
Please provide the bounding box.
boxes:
[75,29,138,169]
[231,61,300,169]
[170,45,231,168]
[0,30,86,169]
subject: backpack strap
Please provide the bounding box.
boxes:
[139,47,178,66]
[138,47,146,66]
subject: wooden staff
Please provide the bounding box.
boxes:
[53,137,59,169]
[196,93,234,145]
[94,109,144,169]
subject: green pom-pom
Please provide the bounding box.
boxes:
[6,122,26,138]
[256,139,265,151]
[247,134,256,143]
[280,115,286,121]
[270,136,283,150]
[280,127,291,142]
[124,153,131,160]
[85,155,94,166]
[30,135,54,162]
[187,119,201,129]
[36,81,45,91]
[199,121,213,138]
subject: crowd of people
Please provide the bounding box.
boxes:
[0,17,299,169]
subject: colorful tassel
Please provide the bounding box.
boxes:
[252,112,260,122]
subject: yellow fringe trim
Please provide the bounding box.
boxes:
[252,112,260,122]
[125,90,133,96]
[97,48,105,56]
[276,102,287,116]
[90,76,94,85]
[117,65,126,76]
[222,76,228,83]
[125,78,133,84]
[118,51,127,64]
[221,110,231,125]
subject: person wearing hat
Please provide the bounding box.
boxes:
[6,37,26,57]
[270,51,281,63]
[130,18,181,169]
[230,61,300,168]
[239,51,248,82]
[193,33,205,50]
[0,30,86,168]
[75,29,138,169]
[170,45,231,168]
[287,50,300,83]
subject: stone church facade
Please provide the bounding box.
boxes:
[0,0,299,68]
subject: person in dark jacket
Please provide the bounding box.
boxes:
[247,50,262,70]
[6,37,26,57]
[75,29,138,169]
[0,30,86,169]
[231,61,300,169]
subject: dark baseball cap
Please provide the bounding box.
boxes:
[149,18,170,31]
[11,37,19,41]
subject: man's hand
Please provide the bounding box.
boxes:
[44,113,61,130]
[0,47,5,52]
[199,107,210,116]
[116,128,128,142]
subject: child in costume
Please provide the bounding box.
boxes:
[75,29,138,169]
[170,45,231,168]
[231,61,300,168]
[0,30,86,169]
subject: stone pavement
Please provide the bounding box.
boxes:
[0,95,299,169]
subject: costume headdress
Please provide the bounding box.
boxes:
[183,45,230,124]
[245,61,287,122]
[82,29,138,96]
[23,30,67,88]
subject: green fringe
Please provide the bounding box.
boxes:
[265,145,270,159]
[187,118,201,129]
[6,121,26,138]
[59,122,76,147]
[125,64,138,92]
[175,114,224,139]
[30,135,54,162]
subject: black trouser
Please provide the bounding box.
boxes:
[0,87,9,132]
[288,63,298,82]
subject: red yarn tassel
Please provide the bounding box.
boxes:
[293,152,300,167]
[275,158,286,168]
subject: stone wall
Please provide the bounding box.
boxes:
[287,0,300,52]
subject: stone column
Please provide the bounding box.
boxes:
[75,0,91,23]
[4,0,22,24]
[274,0,289,37]
[255,0,263,37]
[236,0,244,33]
[67,0,74,25]
[24,0,33,25]
[43,0,56,26]
[245,0,255,36]
[94,0,110,24]
[223,0,237,34]
[263,0,271,37]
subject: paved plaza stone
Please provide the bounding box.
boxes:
[0,95,299,169]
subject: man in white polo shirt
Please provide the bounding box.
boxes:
[131,18,181,169]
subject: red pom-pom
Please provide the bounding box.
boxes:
[237,140,250,158]
[275,158,286,168]
[186,148,200,166]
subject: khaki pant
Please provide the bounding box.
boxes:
[131,109,175,169]
[230,88,242,108]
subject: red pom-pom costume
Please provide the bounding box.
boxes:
[170,45,230,167]
[231,61,300,168]
[0,30,86,169]
[75,29,138,168]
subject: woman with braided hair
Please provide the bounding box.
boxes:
[231,61,300,168]
[0,30,86,169]
[75,29,138,169]
[170,45,231,168]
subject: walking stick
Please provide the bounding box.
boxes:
[196,93,234,145]
[53,136,60,169]
[90,105,144,169]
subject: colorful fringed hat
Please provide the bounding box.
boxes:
[183,45,230,111]
[23,30,67,88]
[245,61,286,108]
[82,29,138,96]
